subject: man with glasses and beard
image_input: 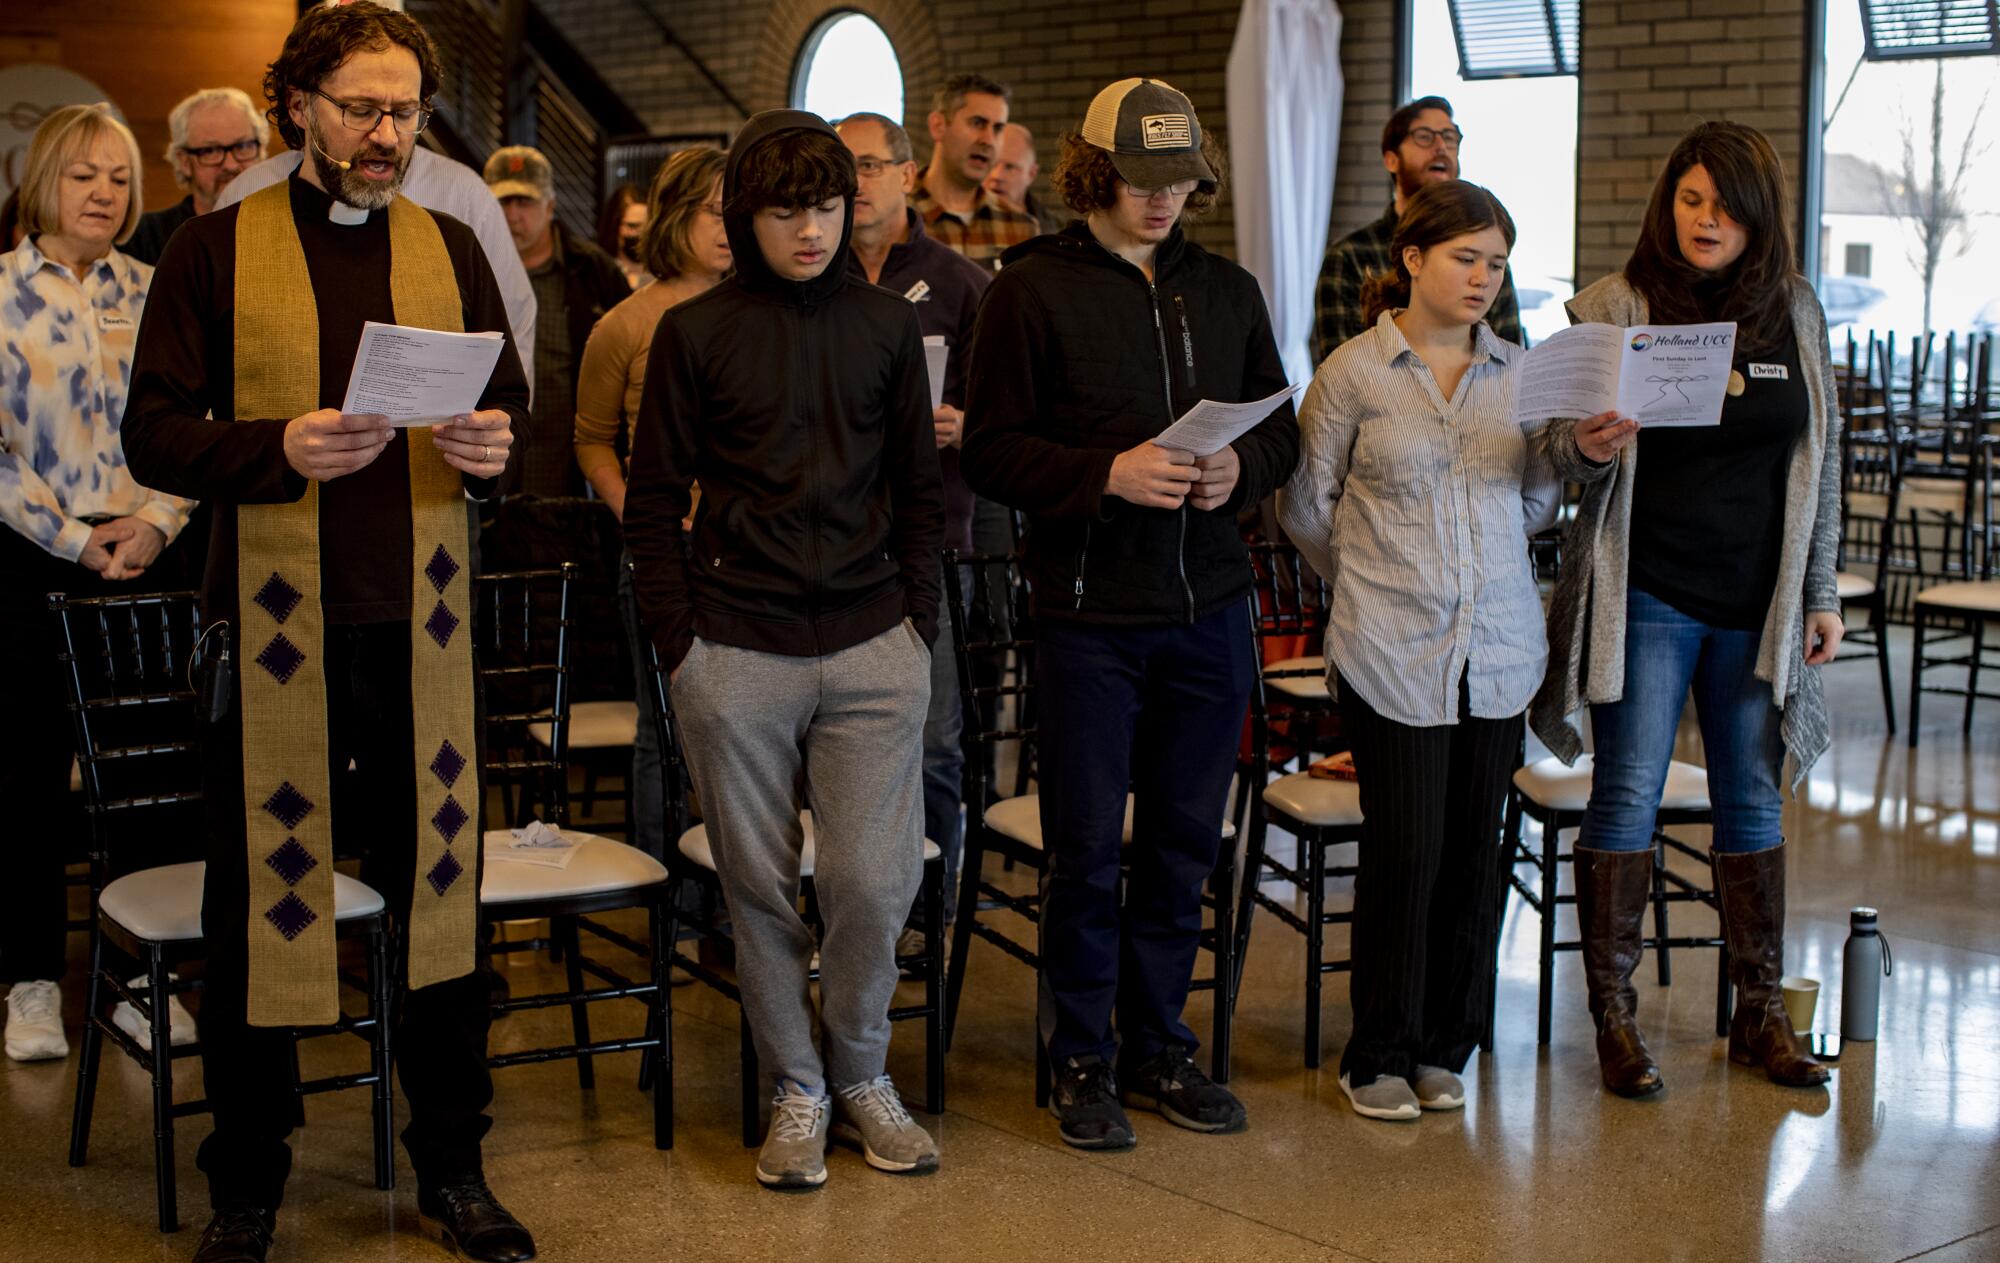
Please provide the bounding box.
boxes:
[124,5,534,1260]
[125,87,270,266]
[1310,96,1522,361]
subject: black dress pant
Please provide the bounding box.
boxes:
[1338,673,1521,1084]
[196,621,492,1210]
[1033,607,1253,1066]
[0,526,184,984]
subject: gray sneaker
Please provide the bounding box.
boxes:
[1339,1072,1421,1121]
[1412,1064,1465,1111]
[756,1087,830,1189]
[833,1075,939,1174]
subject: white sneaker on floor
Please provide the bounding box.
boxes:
[1338,1071,1420,1121]
[5,980,70,1062]
[1412,1064,1465,1111]
[111,974,199,1048]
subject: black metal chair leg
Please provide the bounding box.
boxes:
[1304,833,1327,1069]
[68,924,106,1167]
[1536,810,1559,1046]
[924,858,945,1114]
[1650,836,1672,986]
[1873,591,1898,735]
[739,1011,761,1149]
[1909,603,1927,748]
[650,902,673,1150]
[1033,1027,1051,1109]
[943,834,984,1048]
[1232,800,1271,996]
[1964,618,1985,734]
[558,917,595,1090]
[147,947,178,1233]
[1209,850,1235,1084]
[370,920,395,1191]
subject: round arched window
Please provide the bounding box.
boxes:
[791,12,904,123]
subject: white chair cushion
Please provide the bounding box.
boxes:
[528,700,639,750]
[1512,754,1710,813]
[1914,581,2000,614]
[675,810,941,877]
[99,861,385,944]
[481,829,667,904]
[1264,655,1332,701]
[1835,571,1876,600]
[1261,771,1364,827]
[981,793,1235,851]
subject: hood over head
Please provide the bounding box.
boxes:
[722,109,856,305]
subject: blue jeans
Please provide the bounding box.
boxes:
[921,565,966,922]
[1582,587,1784,855]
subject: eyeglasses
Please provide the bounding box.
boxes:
[1405,126,1464,150]
[183,139,261,167]
[853,156,908,177]
[313,90,432,136]
[1121,179,1198,200]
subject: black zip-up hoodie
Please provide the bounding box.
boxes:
[624,111,944,671]
[961,222,1299,625]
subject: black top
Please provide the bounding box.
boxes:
[961,222,1300,626]
[849,208,992,554]
[123,195,197,267]
[1629,324,1807,629]
[622,110,944,672]
[124,175,532,624]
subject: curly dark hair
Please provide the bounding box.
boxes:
[1051,131,1226,219]
[726,127,856,216]
[263,1,442,151]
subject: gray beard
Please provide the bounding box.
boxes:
[307,118,408,210]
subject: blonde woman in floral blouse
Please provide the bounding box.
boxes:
[1,105,196,1063]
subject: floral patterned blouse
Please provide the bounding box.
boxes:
[1,238,193,561]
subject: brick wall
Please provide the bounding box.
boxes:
[1573,0,1806,282]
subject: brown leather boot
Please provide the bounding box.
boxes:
[1574,844,1664,1097]
[1713,845,1830,1088]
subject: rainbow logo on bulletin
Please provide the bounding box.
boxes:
[1629,333,1653,351]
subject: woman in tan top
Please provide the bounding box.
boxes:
[576,145,729,860]
[575,146,730,518]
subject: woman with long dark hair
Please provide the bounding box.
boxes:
[1280,180,1570,1120]
[596,181,649,289]
[1532,121,1841,1096]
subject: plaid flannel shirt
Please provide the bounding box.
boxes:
[911,181,1041,269]
[1311,202,1523,366]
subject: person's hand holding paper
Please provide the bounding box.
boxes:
[431,409,514,479]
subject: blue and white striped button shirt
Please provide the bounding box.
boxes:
[1,238,193,561]
[1278,311,1557,727]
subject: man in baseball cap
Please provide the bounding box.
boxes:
[482,145,628,498]
[961,76,1298,1152]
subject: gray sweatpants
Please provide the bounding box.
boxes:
[670,622,930,1097]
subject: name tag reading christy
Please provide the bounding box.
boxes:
[341,321,508,426]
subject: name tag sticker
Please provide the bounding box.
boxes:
[1748,363,1788,380]
[98,312,134,330]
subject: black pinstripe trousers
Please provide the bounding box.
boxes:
[1337,673,1521,1084]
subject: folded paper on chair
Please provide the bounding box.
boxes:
[492,820,582,869]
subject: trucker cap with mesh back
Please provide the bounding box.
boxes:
[1079,77,1215,190]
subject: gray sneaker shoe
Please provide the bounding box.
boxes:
[756,1087,830,1190]
[1339,1072,1421,1121]
[833,1075,939,1174]
[1412,1064,1465,1111]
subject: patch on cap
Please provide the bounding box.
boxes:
[1141,114,1192,149]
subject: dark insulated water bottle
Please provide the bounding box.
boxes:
[1841,907,1892,1042]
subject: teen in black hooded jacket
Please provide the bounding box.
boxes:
[960,78,1299,1152]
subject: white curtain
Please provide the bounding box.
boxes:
[1228,0,1344,387]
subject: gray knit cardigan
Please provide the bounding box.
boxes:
[1527,273,1844,788]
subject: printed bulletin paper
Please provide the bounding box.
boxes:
[1510,322,1738,429]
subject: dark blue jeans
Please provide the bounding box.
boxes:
[1033,607,1253,1066]
[1582,586,1784,855]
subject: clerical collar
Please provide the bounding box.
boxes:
[329,200,370,226]
[289,169,376,226]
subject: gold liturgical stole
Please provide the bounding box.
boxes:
[233,182,479,1026]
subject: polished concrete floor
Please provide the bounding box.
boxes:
[3,637,1998,1262]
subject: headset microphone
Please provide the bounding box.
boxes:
[312,135,351,171]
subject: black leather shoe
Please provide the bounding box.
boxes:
[191,1208,275,1262]
[418,1179,537,1262]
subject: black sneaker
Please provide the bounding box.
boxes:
[190,1208,275,1262]
[1121,1044,1247,1133]
[1050,1054,1137,1150]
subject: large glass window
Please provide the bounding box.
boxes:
[1816,0,1999,341]
[790,12,903,125]
[1407,0,1580,344]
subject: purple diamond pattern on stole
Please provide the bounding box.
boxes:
[423,600,460,649]
[265,892,318,941]
[431,796,469,844]
[265,837,317,886]
[255,633,307,684]
[429,740,466,788]
[251,572,304,624]
[262,782,315,830]
[424,545,460,594]
[426,851,464,895]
